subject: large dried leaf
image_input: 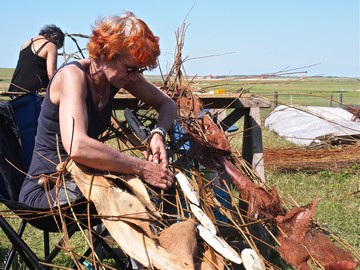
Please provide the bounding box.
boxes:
[66,160,193,270]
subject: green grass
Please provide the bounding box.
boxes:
[0,68,14,80]
[0,68,14,91]
[266,169,360,250]
[194,77,360,106]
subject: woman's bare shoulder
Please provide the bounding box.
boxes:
[54,62,87,86]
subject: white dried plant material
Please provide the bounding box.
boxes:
[175,172,199,206]
[241,248,266,270]
[197,225,242,265]
[189,203,216,235]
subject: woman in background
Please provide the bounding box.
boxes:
[8,24,65,94]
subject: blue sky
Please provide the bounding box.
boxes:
[1,1,359,77]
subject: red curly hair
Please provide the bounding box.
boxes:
[87,12,160,69]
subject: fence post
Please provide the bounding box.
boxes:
[338,93,343,107]
[329,94,333,107]
[273,92,278,108]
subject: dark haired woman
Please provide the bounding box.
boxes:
[7,24,65,171]
[8,24,65,94]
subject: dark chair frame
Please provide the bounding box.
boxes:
[0,200,127,269]
[0,95,129,269]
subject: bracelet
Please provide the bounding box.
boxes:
[149,127,167,140]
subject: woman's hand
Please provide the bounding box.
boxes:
[141,161,174,190]
[139,133,174,190]
[146,133,168,166]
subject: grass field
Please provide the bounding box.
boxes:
[191,76,360,107]
[0,68,13,91]
[0,68,359,268]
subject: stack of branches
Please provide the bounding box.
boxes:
[150,22,360,270]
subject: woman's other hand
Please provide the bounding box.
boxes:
[145,133,168,166]
[141,161,174,190]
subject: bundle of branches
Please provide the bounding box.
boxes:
[154,21,360,270]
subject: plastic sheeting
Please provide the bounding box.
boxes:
[264,105,360,146]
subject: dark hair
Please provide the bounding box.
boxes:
[39,24,65,49]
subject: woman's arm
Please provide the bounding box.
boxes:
[125,75,177,165]
[45,42,58,78]
[125,75,177,130]
[54,66,173,189]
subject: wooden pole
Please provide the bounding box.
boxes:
[329,94,333,107]
[338,93,343,107]
[273,92,278,108]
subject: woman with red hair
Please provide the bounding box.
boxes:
[19,12,176,208]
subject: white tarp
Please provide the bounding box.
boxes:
[264,105,360,146]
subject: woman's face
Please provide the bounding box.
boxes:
[104,55,145,88]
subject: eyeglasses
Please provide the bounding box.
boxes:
[125,65,147,74]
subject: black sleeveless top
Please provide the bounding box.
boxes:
[19,61,118,207]
[8,38,50,94]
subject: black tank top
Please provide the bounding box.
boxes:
[8,38,50,94]
[19,61,118,206]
